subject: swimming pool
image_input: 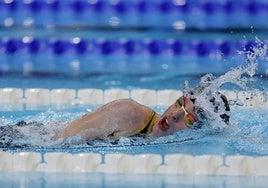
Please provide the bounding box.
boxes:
[1,0,268,187]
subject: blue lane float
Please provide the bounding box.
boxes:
[1,37,266,76]
[0,37,259,56]
[0,0,267,28]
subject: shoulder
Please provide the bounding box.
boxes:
[101,98,152,114]
[105,98,140,107]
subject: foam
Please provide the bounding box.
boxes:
[238,91,267,107]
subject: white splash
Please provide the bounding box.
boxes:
[184,38,268,128]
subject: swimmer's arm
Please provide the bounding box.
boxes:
[51,99,155,141]
[51,110,109,141]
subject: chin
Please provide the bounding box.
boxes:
[152,124,167,138]
[151,124,162,137]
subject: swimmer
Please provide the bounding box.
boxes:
[51,86,230,142]
[0,79,230,147]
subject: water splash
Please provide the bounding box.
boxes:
[184,38,268,128]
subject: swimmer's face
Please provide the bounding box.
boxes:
[152,97,197,137]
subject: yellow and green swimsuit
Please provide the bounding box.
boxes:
[108,110,158,139]
[130,110,158,136]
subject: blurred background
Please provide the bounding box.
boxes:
[0,0,267,89]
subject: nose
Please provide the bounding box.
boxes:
[171,113,180,122]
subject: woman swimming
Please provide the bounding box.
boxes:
[51,84,230,142]
[0,74,230,147]
[51,96,197,141]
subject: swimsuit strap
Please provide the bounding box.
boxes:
[139,111,157,135]
[108,110,158,139]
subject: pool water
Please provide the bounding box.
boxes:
[0,36,268,187]
[0,172,267,188]
[1,0,268,187]
[0,68,268,91]
[1,104,268,157]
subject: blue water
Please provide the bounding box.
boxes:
[1,1,268,187]
[0,172,267,188]
[1,104,268,157]
[0,28,267,90]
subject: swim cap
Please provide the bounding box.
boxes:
[184,74,230,128]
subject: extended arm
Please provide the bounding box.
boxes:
[51,99,155,141]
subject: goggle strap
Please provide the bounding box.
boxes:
[181,105,188,115]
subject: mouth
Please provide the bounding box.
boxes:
[159,117,169,131]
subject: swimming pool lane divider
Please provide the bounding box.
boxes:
[0,37,259,56]
[0,87,267,108]
[0,87,268,175]
[0,151,268,176]
[0,0,267,28]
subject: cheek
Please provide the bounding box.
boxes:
[152,124,171,137]
[173,122,188,131]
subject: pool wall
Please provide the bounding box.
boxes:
[0,87,268,176]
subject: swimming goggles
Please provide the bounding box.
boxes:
[175,96,198,128]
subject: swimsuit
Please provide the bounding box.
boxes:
[131,110,158,137]
[108,110,158,139]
